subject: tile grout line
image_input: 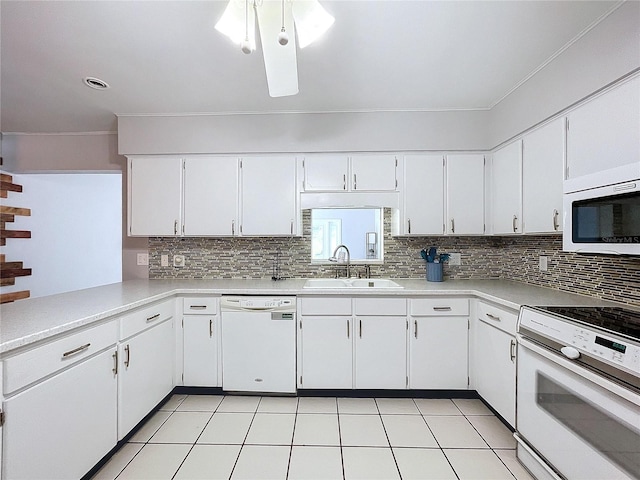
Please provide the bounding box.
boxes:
[225,395,263,480]
[284,396,300,480]
[375,398,403,480]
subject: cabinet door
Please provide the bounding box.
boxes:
[475,320,516,427]
[522,119,565,233]
[350,155,397,191]
[240,156,297,236]
[2,348,117,480]
[303,155,349,191]
[355,316,407,389]
[446,155,485,235]
[490,141,522,234]
[566,76,640,181]
[409,317,468,389]
[128,156,183,236]
[299,316,353,389]
[183,315,218,387]
[403,155,445,235]
[183,156,238,236]
[118,319,174,439]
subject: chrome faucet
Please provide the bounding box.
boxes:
[329,244,351,278]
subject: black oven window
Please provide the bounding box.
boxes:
[572,191,640,243]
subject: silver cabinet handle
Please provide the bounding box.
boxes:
[62,343,90,358]
[347,320,350,338]
[174,220,178,235]
[353,173,357,190]
[146,313,161,323]
[512,215,518,233]
[232,220,235,235]
[209,319,213,337]
[433,306,452,312]
[451,218,455,233]
[124,344,131,367]
[414,319,418,339]
[553,209,559,231]
[359,319,362,338]
[189,305,207,310]
[343,174,346,190]
[112,351,118,375]
[510,339,516,362]
[486,313,501,321]
[408,219,411,234]
[290,220,294,235]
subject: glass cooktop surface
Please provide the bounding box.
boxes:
[535,306,640,341]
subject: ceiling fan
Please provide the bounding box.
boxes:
[215,0,334,97]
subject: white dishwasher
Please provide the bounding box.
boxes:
[221,296,297,393]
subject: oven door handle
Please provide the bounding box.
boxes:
[517,336,640,405]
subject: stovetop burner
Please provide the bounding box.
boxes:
[535,306,640,341]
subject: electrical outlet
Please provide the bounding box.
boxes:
[136,253,148,266]
[161,254,169,267]
[173,255,185,267]
[449,252,462,266]
[539,255,548,272]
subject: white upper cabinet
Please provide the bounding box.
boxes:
[401,154,445,235]
[566,75,640,188]
[490,141,523,234]
[128,156,183,236]
[183,156,239,236]
[522,118,565,233]
[240,156,298,236]
[446,154,485,235]
[303,155,349,191]
[303,154,397,192]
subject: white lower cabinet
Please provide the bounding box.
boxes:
[118,315,174,439]
[409,298,469,389]
[2,348,118,479]
[299,316,353,389]
[354,316,407,389]
[182,297,220,387]
[474,301,518,427]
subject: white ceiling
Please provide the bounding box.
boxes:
[0,0,620,134]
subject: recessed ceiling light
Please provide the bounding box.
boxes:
[83,77,110,90]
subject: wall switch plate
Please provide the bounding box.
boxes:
[539,256,548,272]
[449,253,462,266]
[161,254,169,267]
[136,253,149,266]
[173,255,185,267]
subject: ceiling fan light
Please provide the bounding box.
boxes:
[215,0,256,50]
[292,0,335,49]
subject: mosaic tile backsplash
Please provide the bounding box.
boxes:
[149,210,640,307]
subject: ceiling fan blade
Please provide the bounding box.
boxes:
[256,0,298,97]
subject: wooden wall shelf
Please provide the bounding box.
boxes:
[0,173,32,303]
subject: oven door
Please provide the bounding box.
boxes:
[517,337,640,480]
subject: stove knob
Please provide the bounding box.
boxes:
[561,346,581,360]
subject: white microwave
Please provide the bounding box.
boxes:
[563,179,640,255]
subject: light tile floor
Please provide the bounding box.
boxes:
[93,395,535,480]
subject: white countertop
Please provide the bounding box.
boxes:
[0,278,616,354]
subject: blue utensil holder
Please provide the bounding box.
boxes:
[426,262,443,282]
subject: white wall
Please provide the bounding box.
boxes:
[0,173,122,298]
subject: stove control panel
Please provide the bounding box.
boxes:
[519,307,640,377]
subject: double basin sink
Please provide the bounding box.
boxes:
[303,278,403,289]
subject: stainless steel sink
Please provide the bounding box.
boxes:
[303,278,403,289]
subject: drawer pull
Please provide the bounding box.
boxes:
[124,344,131,367]
[486,313,501,321]
[433,306,452,312]
[189,305,207,310]
[62,343,91,358]
[146,313,161,323]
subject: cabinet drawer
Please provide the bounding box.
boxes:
[410,298,469,316]
[354,297,407,316]
[121,299,175,340]
[477,301,518,335]
[300,297,352,316]
[183,297,219,315]
[3,320,118,395]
